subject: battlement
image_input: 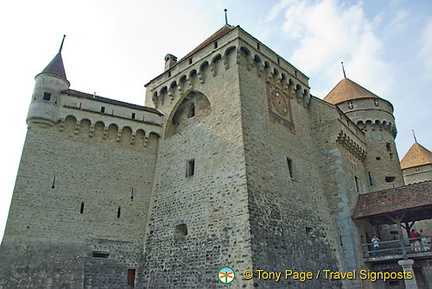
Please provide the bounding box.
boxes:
[145,26,311,112]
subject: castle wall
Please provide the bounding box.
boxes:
[403,164,432,185]
[1,91,161,288]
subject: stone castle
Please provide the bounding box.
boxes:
[1,25,432,289]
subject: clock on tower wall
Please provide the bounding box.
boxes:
[266,83,295,134]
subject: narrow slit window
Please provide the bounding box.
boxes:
[117,207,121,218]
[92,251,110,258]
[186,159,195,177]
[43,92,52,101]
[354,176,359,193]
[188,103,195,118]
[286,157,294,179]
[80,202,85,214]
[189,58,193,65]
[257,42,260,50]
[214,41,218,49]
[367,172,374,186]
[131,113,136,120]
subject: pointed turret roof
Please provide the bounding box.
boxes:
[40,52,67,79]
[324,78,381,105]
[400,143,432,170]
[38,35,67,80]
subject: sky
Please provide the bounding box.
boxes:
[0,0,431,241]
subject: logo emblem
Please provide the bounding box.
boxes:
[218,266,235,284]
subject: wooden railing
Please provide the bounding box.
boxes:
[362,236,431,259]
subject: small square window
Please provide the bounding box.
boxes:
[43,92,51,101]
[385,176,395,183]
[186,159,195,177]
[101,106,106,113]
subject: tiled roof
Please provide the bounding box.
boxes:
[180,25,236,61]
[400,143,432,169]
[352,181,432,224]
[40,52,67,79]
[324,78,381,105]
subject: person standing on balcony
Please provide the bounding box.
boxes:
[371,235,380,256]
[409,230,421,252]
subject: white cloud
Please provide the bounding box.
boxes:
[419,19,432,69]
[269,0,394,97]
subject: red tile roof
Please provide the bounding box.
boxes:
[324,78,382,105]
[352,181,432,224]
[400,142,432,169]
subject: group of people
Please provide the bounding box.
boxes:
[370,229,430,256]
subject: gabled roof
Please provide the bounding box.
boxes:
[400,143,432,169]
[324,78,381,105]
[39,52,67,80]
[352,180,432,225]
[180,25,237,62]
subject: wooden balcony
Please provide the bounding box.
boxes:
[362,236,432,263]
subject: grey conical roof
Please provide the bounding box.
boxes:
[40,52,67,79]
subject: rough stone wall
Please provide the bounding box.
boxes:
[237,54,342,288]
[1,101,159,287]
[142,45,253,288]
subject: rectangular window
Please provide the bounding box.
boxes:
[186,159,195,177]
[128,269,136,286]
[386,143,391,152]
[286,157,294,179]
[80,202,85,214]
[131,113,136,120]
[189,58,193,65]
[43,92,52,101]
[117,207,121,218]
[214,41,218,49]
[101,106,105,113]
[92,251,110,258]
[385,176,395,183]
[354,176,359,193]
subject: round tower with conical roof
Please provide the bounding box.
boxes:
[324,77,404,192]
[27,36,70,126]
[400,142,432,184]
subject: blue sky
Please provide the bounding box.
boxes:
[0,0,431,240]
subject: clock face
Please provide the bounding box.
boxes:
[266,83,295,133]
[271,90,289,116]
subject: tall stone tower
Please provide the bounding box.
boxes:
[142,25,341,288]
[324,77,404,192]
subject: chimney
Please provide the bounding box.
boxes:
[164,54,177,71]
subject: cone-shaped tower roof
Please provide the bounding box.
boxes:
[401,143,432,170]
[38,35,67,80]
[324,78,381,105]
